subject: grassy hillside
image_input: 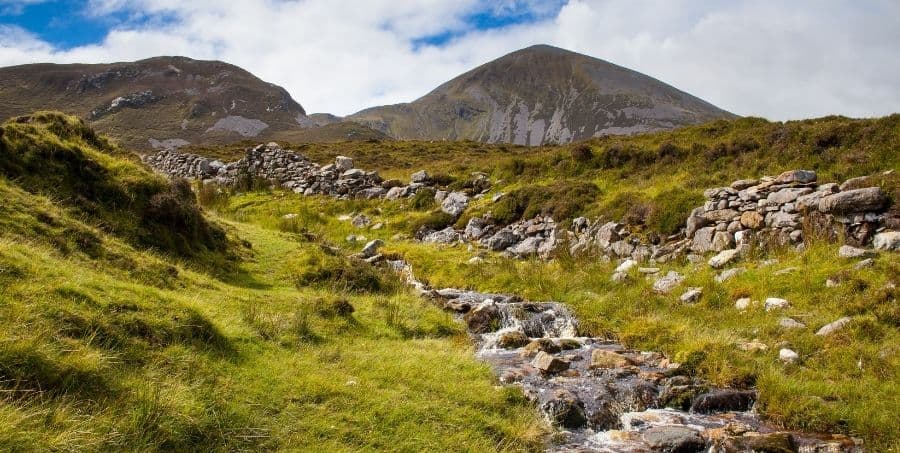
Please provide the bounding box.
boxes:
[198,114,899,450]
[0,114,544,451]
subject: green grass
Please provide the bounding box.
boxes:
[0,114,545,451]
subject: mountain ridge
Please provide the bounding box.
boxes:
[348,44,737,145]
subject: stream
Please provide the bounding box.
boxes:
[385,259,862,452]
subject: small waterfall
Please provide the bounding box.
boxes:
[386,260,862,452]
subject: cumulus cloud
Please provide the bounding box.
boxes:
[0,0,898,119]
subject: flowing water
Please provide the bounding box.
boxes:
[387,260,862,452]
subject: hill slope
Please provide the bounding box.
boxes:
[0,57,387,150]
[0,113,542,450]
[348,44,736,145]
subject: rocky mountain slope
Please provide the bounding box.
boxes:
[347,45,736,145]
[0,57,387,150]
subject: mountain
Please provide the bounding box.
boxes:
[347,45,737,145]
[0,56,387,150]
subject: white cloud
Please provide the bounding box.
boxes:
[0,0,898,119]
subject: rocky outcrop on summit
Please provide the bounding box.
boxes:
[348,45,735,145]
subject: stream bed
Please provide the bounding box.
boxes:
[387,259,862,452]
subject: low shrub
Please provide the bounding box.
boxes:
[408,211,456,236]
[410,188,436,210]
[491,181,599,225]
[645,188,704,234]
[295,256,396,294]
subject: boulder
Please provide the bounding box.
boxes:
[774,169,816,184]
[765,298,790,311]
[641,426,704,452]
[819,187,887,214]
[615,259,638,273]
[680,288,703,304]
[360,239,384,258]
[735,298,752,310]
[873,231,900,251]
[740,211,764,229]
[464,303,500,334]
[497,331,529,349]
[704,209,740,223]
[715,268,745,283]
[779,348,799,364]
[410,170,430,184]
[541,390,587,428]
[334,155,354,171]
[816,317,851,336]
[722,433,796,453]
[532,351,569,374]
[712,231,736,251]
[440,191,470,216]
[690,389,757,413]
[509,237,544,257]
[838,245,873,259]
[589,349,635,369]
[351,214,372,228]
[610,240,635,257]
[384,186,408,200]
[341,168,365,179]
[653,271,685,294]
[685,211,708,237]
[779,317,806,329]
[691,227,717,253]
[521,339,562,356]
[422,227,461,244]
[767,187,812,204]
[708,249,739,269]
[484,230,519,251]
[731,179,759,190]
[595,222,624,248]
[464,217,489,240]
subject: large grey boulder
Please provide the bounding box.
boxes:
[819,187,887,214]
[422,227,462,244]
[641,426,704,452]
[509,237,544,257]
[440,191,469,216]
[691,227,716,253]
[464,217,489,240]
[410,170,430,184]
[334,156,354,171]
[484,230,519,251]
[873,231,900,251]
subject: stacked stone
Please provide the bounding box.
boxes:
[141,149,224,179]
[687,170,890,253]
[462,215,560,258]
[566,219,689,263]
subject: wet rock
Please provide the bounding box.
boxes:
[440,191,469,216]
[680,288,703,304]
[497,330,529,349]
[765,298,790,311]
[709,249,739,268]
[541,389,587,428]
[360,239,384,258]
[589,349,635,369]
[721,432,797,453]
[873,231,900,251]
[464,303,500,334]
[779,348,799,364]
[558,339,582,350]
[775,169,816,184]
[653,271,685,294]
[816,317,852,336]
[641,425,705,452]
[838,245,873,259]
[521,338,561,357]
[532,351,569,374]
[779,317,806,329]
[819,187,887,214]
[690,389,756,413]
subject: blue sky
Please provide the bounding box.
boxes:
[0,0,898,118]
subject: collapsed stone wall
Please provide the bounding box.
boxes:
[142,144,897,259]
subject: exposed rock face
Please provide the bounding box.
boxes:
[348,45,735,145]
